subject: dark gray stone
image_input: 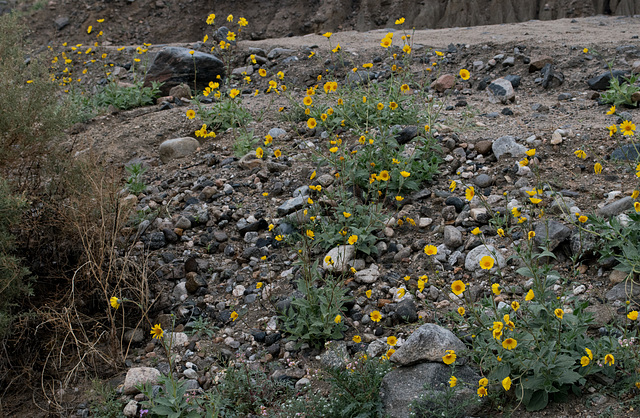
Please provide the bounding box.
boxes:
[504,74,521,88]
[277,196,304,216]
[267,47,296,60]
[346,70,373,85]
[445,196,464,212]
[162,228,179,243]
[394,298,418,323]
[395,126,418,145]
[54,16,70,30]
[443,225,463,249]
[541,63,564,89]
[237,218,268,234]
[598,197,634,217]
[606,280,640,302]
[147,232,166,250]
[534,220,572,251]
[611,144,640,161]
[144,47,225,95]
[587,70,629,91]
[474,174,492,188]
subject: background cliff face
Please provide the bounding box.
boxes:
[4,0,640,46]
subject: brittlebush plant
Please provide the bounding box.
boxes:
[441,148,640,412]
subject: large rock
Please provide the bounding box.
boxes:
[390,323,466,366]
[322,245,355,273]
[443,225,463,249]
[487,78,515,103]
[123,367,161,395]
[529,56,553,72]
[380,362,481,418]
[464,245,506,272]
[144,47,225,95]
[534,220,572,251]
[598,196,634,217]
[540,63,564,89]
[612,144,640,161]
[606,280,640,302]
[587,70,629,91]
[354,264,380,284]
[431,74,456,92]
[492,135,527,160]
[159,137,200,163]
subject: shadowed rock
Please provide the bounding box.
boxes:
[144,47,224,95]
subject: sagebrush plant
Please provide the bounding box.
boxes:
[0,14,74,167]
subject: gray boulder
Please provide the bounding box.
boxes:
[123,367,161,395]
[380,362,481,418]
[492,135,527,160]
[144,47,225,95]
[390,323,466,366]
[322,245,355,273]
[159,137,200,163]
[534,220,572,251]
[464,245,506,272]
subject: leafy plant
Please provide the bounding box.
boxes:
[197,94,253,132]
[214,361,293,416]
[232,129,258,158]
[321,352,392,417]
[94,79,162,110]
[125,163,147,195]
[280,259,349,349]
[185,316,217,338]
[601,74,640,108]
[139,374,201,418]
[88,380,126,418]
[589,213,640,277]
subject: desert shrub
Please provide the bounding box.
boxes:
[0,14,74,168]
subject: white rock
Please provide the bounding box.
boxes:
[323,245,356,273]
[354,264,380,284]
[123,367,161,395]
[418,217,433,228]
[123,400,139,417]
[233,285,246,297]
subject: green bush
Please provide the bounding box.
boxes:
[280,260,349,349]
[94,79,162,111]
[0,14,74,166]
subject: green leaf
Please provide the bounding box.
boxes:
[516,266,534,278]
[526,390,549,411]
[556,370,582,385]
[489,363,511,381]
